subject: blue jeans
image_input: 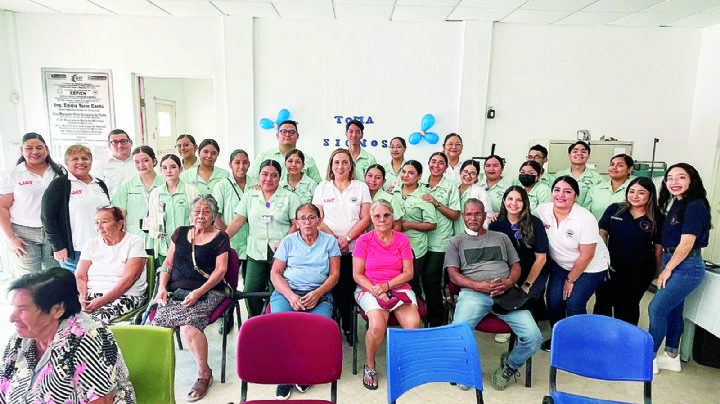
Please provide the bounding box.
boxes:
[58,251,81,273]
[269,289,334,318]
[546,261,606,328]
[453,288,542,370]
[648,253,705,354]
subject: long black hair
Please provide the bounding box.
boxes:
[17,133,65,176]
[659,163,711,224]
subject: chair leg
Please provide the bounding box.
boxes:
[175,328,183,350]
[525,357,532,388]
[352,304,358,375]
[221,310,228,383]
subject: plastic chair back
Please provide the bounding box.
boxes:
[209,248,240,323]
[387,323,483,404]
[110,325,174,404]
[550,315,653,382]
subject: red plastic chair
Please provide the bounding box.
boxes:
[147,248,241,383]
[446,277,533,387]
[235,312,343,403]
[352,296,427,375]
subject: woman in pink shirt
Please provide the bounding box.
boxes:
[353,199,420,390]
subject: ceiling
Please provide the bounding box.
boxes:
[1,0,720,28]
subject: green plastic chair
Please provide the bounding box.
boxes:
[112,256,155,324]
[111,325,175,404]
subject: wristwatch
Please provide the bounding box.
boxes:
[434,202,442,208]
[345,235,352,243]
[523,281,532,288]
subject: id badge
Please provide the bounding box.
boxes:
[261,214,274,224]
[141,216,151,232]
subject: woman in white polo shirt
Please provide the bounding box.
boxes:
[42,145,111,272]
[534,175,609,351]
[0,133,65,276]
[312,148,371,343]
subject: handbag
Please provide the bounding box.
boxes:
[169,288,207,301]
[377,284,413,311]
[492,285,529,314]
[189,228,233,296]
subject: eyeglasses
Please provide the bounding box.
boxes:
[279,129,297,136]
[109,139,130,146]
[296,216,318,223]
[461,170,478,177]
[511,223,522,240]
[463,212,484,218]
[526,154,545,161]
[371,213,393,221]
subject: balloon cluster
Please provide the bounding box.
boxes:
[408,114,438,145]
[259,109,290,130]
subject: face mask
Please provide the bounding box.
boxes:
[518,174,537,187]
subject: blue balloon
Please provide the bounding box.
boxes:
[425,132,439,144]
[276,109,290,124]
[408,132,422,145]
[421,114,435,132]
[259,118,274,129]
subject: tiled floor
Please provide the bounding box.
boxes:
[2,281,719,403]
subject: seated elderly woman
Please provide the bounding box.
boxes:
[76,206,148,324]
[2,267,135,403]
[153,194,230,402]
[353,199,420,390]
[269,203,341,399]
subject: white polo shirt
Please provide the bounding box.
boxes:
[534,202,610,273]
[312,180,371,251]
[80,232,147,296]
[68,173,111,250]
[92,154,136,198]
[0,163,58,227]
[443,163,463,185]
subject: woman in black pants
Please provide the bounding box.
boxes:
[593,177,663,325]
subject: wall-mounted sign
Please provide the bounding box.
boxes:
[333,115,375,125]
[42,68,115,157]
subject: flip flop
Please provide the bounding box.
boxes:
[363,364,378,390]
[187,375,213,402]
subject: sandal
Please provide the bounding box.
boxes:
[187,375,213,401]
[363,364,378,390]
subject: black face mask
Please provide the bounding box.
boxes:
[518,174,537,187]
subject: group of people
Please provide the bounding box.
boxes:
[0,121,711,402]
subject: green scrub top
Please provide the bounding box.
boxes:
[555,167,603,208]
[249,148,322,183]
[477,177,511,213]
[213,177,253,259]
[423,177,461,253]
[235,187,301,261]
[391,185,437,258]
[112,174,165,250]
[527,182,552,213]
[382,161,404,191]
[585,178,631,220]
[279,174,318,205]
[148,180,199,257]
[353,148,377,183]
[181,157,200,171]
[179,165,230,195]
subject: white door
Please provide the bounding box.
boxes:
[154,98,177,157]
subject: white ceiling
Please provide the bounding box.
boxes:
[1,0,720,27]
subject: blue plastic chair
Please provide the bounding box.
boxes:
[543,315,653,404]
[387,323,484,404]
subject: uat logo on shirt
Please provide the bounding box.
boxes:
[71,190,83,195]
[18,180,33,186]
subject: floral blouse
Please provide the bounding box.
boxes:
[0,313,135,404]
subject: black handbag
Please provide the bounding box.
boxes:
[492,286,530,314]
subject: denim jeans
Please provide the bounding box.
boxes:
[10,224,58,276]
[648,253,705,354]
[58,251,81,273]
[546,260,606,328]
[269,289,334,318]
[453,288,542,370]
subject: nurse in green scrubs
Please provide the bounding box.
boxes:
[516,160,551,213]
[148,154,199,262]
[179,138,229,194]
[454,160,493,235]
[383,137,406,191]
[176,134,199,171]
[478,155,511,214]
[213,149,253,279]
[112,146,165,255]
[391,160,437,310]
[555,141,603,208]
[280,149,317,204]
[585,154,634,220]
[226,160,300,317]
[421,152,460,326]
[365,164,393,203]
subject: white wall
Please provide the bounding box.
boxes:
[183,78,216,145]
[0,11,23,168]
[485,23,702,178]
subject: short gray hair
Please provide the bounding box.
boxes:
[370,199,394,215]
[191,194,219,219]
[463,197,485,212]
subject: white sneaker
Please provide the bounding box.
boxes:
[656,351,681,372]
[653,358,658,375]
[494,333,511,343]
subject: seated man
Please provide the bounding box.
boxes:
[444,198,542,391]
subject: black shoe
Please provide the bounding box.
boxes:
[275,384,292,400]
[540,338,551,352]
[295,384,310,393]
[218,315,234,335]
[344,330,354,347]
